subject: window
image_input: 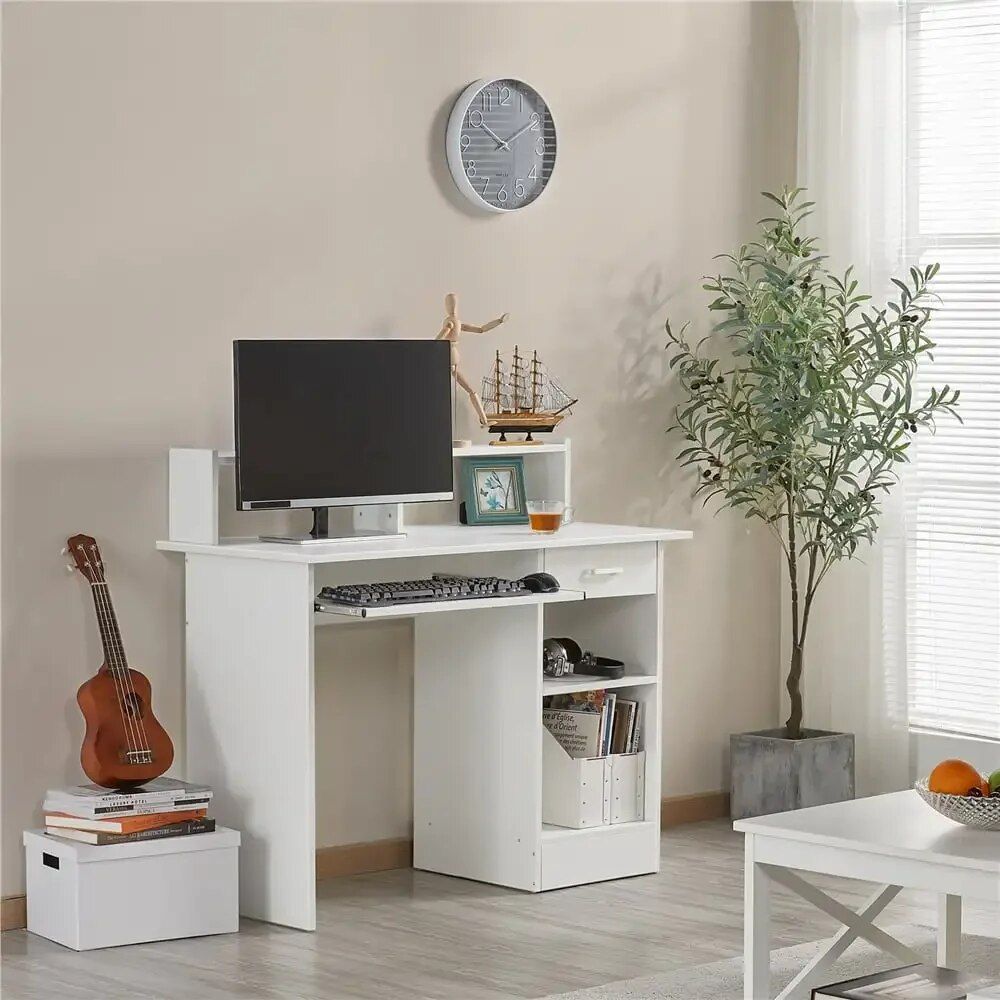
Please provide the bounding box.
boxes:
[905,0,1000,738]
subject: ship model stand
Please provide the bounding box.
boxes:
[482,347,577,445]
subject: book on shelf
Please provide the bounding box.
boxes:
[600,692,617,756]
[812,965,999,999]
[46,818,216,847]
[543,708,604,758]
[546,691,605,713]
[43,778,213,818]
[44,808,208,835]
[629,701,644,752]
[612,700,637,754]
[543,689,643,758]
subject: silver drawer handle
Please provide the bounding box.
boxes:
[584,567,624,577]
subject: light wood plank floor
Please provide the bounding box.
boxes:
[2,821,997,999]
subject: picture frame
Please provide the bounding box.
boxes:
[460,456,529,525]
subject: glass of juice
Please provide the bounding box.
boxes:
[527,500,565,534]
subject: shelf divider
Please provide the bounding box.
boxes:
[542,673,658,695]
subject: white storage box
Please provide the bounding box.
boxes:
[609,750,645,824]
[23,827,240,950]
[542,728,645,829]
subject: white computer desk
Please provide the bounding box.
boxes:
[159,453,690,930]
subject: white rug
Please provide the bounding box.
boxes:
[545,926,1000,1000]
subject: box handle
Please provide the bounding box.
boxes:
[583,567,623,577]
[42,852,60,871]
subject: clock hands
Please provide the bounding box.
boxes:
[477,122,510,151]
[500,119,538,148]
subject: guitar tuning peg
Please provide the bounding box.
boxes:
[60,546,68,556]
[66,564,77,574]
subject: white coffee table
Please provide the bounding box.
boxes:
[734,791,1000,1000]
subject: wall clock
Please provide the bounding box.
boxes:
[446,78,557,213]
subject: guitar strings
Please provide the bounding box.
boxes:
[83,551,141,756]
[90,549,152,757]
[84,546,149,757]
[95,582,149,756]
[88,561,143,756]
[92,580,149,757]
[85,549,140,755]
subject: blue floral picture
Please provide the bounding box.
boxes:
[476,468,516,512]
[460,457,528,525]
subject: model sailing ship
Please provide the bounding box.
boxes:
[481,347,577,444]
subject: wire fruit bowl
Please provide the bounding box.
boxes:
[915,780,1000,831]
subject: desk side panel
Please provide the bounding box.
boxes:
[184,554,316,929]
[413,605,543,890]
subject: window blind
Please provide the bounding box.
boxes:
[905,0,1000,739]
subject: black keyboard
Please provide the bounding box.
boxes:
[315,575,532,615]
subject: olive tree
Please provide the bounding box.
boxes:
[666,188,960,739]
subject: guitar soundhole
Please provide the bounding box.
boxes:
[124,692,143,719]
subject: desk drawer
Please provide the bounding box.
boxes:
[544,543,657,598]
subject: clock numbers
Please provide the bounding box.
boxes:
[498,86,511,106]
[528,165,537,182]
[530,113,540,131]
[466,160,476,177]
[497,184,508,203]
[461,135,470,152]
[536,137,545,155]
[469,109,484,129]
[514,178,526,198]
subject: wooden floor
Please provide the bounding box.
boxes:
[2,820,997,999]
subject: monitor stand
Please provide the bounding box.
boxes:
[259,506,406,545]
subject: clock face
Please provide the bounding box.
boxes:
[446,79,557,212]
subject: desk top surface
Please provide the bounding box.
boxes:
[157,521,691,564]
[735,791,1000,874]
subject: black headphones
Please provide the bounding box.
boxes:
[542,637,625,680]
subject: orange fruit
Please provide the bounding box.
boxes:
[928,759,987,796]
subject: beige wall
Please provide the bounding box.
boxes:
[1,1,795,895]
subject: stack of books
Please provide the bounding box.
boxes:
[43,778,214,846]
[542,690,643,759]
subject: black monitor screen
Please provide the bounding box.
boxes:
[233,340,454,508]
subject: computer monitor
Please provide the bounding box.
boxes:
[233,339,454,542]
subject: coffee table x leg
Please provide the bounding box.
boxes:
[744,840,963,1000]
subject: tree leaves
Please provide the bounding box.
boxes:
[664,187,960,673]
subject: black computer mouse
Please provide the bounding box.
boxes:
[520,572,560,594]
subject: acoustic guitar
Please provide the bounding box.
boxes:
[66,534,174,789]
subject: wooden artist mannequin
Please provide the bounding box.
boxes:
[436,293,509,427]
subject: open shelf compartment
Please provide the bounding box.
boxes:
[542,593,661,688]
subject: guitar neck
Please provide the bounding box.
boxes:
[90,582,129,674]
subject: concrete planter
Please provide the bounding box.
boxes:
[730,728,855,820]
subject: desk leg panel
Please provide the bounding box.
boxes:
[184,554,316,930]
[413,604,543,891]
